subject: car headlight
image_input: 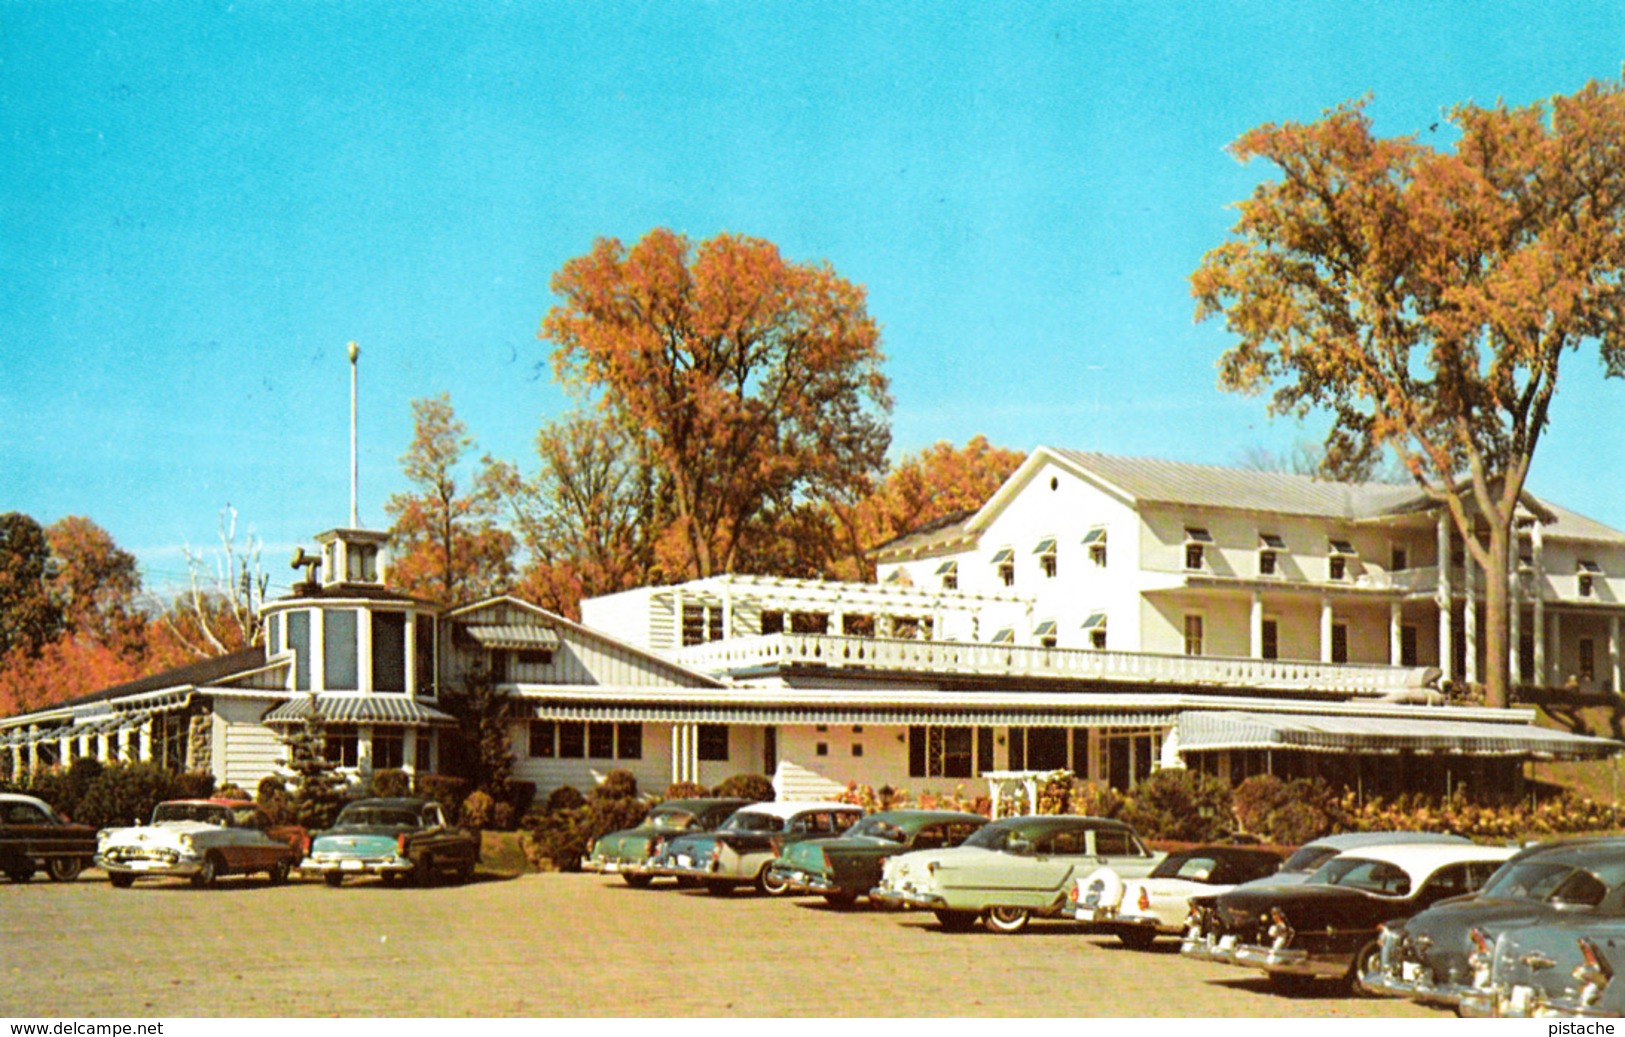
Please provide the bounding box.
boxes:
[178,834,194,851]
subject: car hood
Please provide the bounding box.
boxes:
[317,823,419,838]
[99,821,216,845]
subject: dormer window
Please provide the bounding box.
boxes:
[347,543,378,582]
[1329,539,1357,581]
[992,547,1015,587]
[1184,528,1212,570]
[1258,533,1285,576]
[1082,611,1107,650]
[935,560,958,591]
[1034,619,1058,649]
[1579,560,1602,598]
[1084,526,1107,567]
[1034,538,1058,578]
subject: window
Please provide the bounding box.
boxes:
[1401,625,1419,667]
[992,547,1015,586]
[681,604,723,646]
[851,743,863,757]
[347,542,378,582]
[1258,550,1277,576]
[1580,639,1597,682]
[990,628,1015,645]
[529,720,555,758]
[1093,829,1138,856]
[1183,615,1204,656]
[759,610,784,635]
[816,742,828,756]
[1084,526,1107,567]
[1082,611,1107,650]
[1329,539,1356,581]
[697,724,730,762]
[1579,560,1602,598]
[415,732,432,771]
[1034,619,1058,649]
[1258,533,1285,577]
[1184,527,1211,570]
[324,609,359,690]
[557,721,586,759]
[1261,619,1278,661]
[372,729,404,770]
[908,726,974,778]
[935,560,958,590]
[266,613,281,654]
[617,722,642,760]
[415,615,435,696]
[1024,728,1069,771]
[287,610,311,691]
[1391,546,1409,572]
[1034,537,1057,578]
[324,724,359,768]
[1332,623,1349,664]
[588,722,615,759]
[372,612,407,693]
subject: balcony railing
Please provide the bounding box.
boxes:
[673,633,1434,696]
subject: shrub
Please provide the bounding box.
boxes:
[503,780,537,824]
[1070,780,1126,820]
[1120,768,1233,843]
[214,782,251,801]
[174,770,217,800]
[462,789,496,829]
[712,773,775,802]
[73,761,181,830]
[256,776,294,825]
[414,773,470,816]
[523,774,650,871]
[664,782,710,800]
[1232,775,1342,844]
[597,769,639,801]
[545,785,587,813]
[369,768,413,798]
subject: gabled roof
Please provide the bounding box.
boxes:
[53,647,267,711]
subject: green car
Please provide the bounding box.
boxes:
[766,810,988,908]
[583,798,751,888]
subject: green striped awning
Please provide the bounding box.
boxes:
[528,702,1171,728]
[462,624,559,651]
[263,695,455,727]
[1174,711,1621,761]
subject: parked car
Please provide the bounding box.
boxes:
[1362,839,1625,1010]
[0,792,98,883]
[1234,830,1475,890]
[1183,842,1515,992]
[300,797,479,887]
[765,809,989,907]
[869,814,1164,933]
[582,797,751,887]
[1474,917,1625,1018]
[1072,845,1283,948]
[647,801,863,895]
[96,799,307,888]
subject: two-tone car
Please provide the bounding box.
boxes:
[765,809,988,907]
[870,814,1164,933]
[0,792,97,883]
[1362,839,1625,1010]
[647,801,864,895]
[301,797,479,887]
[1184,841,1515,992]
[1232,830,1474,890]
[96,799,307,888]
[1473,917,1625,1017]
[1072,845,1283,948]
[583,797,750,888]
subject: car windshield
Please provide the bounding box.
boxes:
[1151,854,1221,881]
[1281,845,1341,873]
[963,822,1029,852]
[152,803,232,826]
[649,809,696,832]
[850,817,907,843]
[336,807,421,827]
[720,812,783,833]
[1305,856,1413,896]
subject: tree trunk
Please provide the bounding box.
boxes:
[1479,525,1511,709]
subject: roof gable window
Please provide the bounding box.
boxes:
[1084,526,1107,567]
[992,547,1015,587]
[1258,532,1285,576]
[935,560,958,591]
[1579,560,1602,597]
[991,627,1015,645]
[1184,527,1211,571]
[1328,539,1357,581]
[1033,537,1058,578]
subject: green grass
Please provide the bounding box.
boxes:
[479,829,538,875]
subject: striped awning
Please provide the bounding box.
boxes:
[1174,711,1621,761]
[529,702,1171,728]
[461,624,559,651]
[262,695,456,727]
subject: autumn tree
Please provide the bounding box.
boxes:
[385,394,515,604]
[46,516,144,654]
[1193,79,1625,708]
[543,228,892,580]
[0,512,63,658]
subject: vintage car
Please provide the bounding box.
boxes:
[1234,830,1474,890]
[1472,917,1625,1017]
[0,792,98,883]
[582,797,751,887]
[764,809,989,907]
[1183,841,1515,992]
[1072,845,1283,948]
[301,797,479,886]
[647,801,863,895]
[869,814,1164,933]
[96,799,307,888]
[1362,839,1625,1010]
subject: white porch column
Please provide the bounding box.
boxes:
[77,730,92,759]
[1464,545,1479,684]
[1549,612,1563,686]
[1533,521,1547,684]
[1509,536,1522,684]
[59,732,72,763]
[402,728,418,773]
[97,729,111,761]
[722,581,734,639]
[671,724,682,784]
[1320,596,1334,663]
[1250,592,1264,659]
[28,727,39,771]
[1389,602,1403,665]
[1437,513,1454,682]
[1611,616,1622,696]
[404,612,417,697]
[671,587,685,649]
[138,720,152,762]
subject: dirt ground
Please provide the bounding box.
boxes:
[0,871,1444,1018]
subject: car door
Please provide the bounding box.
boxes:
[0,800,56,859]
[976,824,1094,901]
[1093,828,1160,878]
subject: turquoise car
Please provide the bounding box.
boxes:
[583,798,750,888]
[766,809,988,907]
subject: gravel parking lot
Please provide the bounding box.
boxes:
[1,871,1443,1018]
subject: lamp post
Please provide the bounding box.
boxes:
[347,341,360,528]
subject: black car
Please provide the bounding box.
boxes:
[0,793,97,882]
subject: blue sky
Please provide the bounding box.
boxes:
[4,1,1623,597]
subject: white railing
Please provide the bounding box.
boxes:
[674,633,1433,696]
[1354,565,1440,593]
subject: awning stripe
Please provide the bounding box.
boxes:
[529,703,1171,727]
[462,624,559,651]
[263,695,456,727]
[1174,711,1621,761]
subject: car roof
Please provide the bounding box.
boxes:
[653,798,751,812]
[867,809,988,827]
[1169,845,1284,865]
[730,800,864,820]
[1306,831,1472,850]
[991,814,1137,834]
[0,792,54,808]
[342,797,432,809]
[1326,841,1517,876]
[160,798,260,808]
[1503,839,1625,868]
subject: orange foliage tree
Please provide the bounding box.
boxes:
[543,229,891,579]
[1194,79,1625,708]
[386,394,515,604]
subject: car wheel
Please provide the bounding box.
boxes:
[704,879,733,896]
[266,859,290,886]
[933,909,978,932]
[7,866,34,883]
[823,891,858,910]
[380,872,400,887]
[983,906,1030,934]
[1348,939,1383,996]
[414,855,437,887]
[758,868,792,896]
[47,857,84,882]
[1117,929,1158,951]
[324,872,345,888]
[108,872,135,889]
[454,859,475,885]
[621,873,654,889]
[189,853,221,889]
[675,875,701,889]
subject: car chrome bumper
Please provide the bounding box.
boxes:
[1181,932,1242,964]
[1360,970,1474,1007]
[868,887,945,910]
[581,858,652,876]
[1233,943,1351,979]
[95,852,204,877]
[767,867,837,896]
[299,855,412,875]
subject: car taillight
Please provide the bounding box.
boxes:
[1468,927,1492,955]
[710,842,723,861]
[1137,887,1151,912]
[822,849,833,871]
[769,837,784,857]
[1577,937,1614,1005]
[397,833,409,855]
[1068,883,1079,904]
